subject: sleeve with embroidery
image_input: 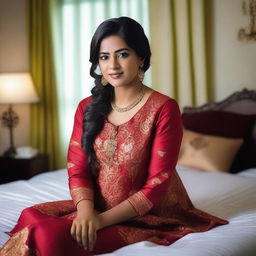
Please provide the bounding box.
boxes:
[127,99,183,216]
[67,98,94,207]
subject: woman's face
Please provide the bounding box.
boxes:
[98,35,143,88]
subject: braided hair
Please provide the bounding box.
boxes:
[82,16,151,175]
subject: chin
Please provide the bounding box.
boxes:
[109,81,127,88]
[110,80,139,88]
[109,83,122,88]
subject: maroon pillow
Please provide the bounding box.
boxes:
[181,111,256,138]
[230,135,256,173]
[181,111,256,173]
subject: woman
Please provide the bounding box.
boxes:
[0,17,228,256]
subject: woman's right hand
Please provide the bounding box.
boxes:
[71,200,101,251]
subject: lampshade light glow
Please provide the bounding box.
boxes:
[0,73,39,104]
[0,72,39,157]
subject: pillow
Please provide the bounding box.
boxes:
[181,110,255,138]
[181,110,256,172]
[230,130,256,173]
[178,129,244,172]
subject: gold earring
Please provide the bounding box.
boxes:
[138,69,145,82]
[101,76,108,86]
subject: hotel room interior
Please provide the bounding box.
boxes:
[0,0,256,255]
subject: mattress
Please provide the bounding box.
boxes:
[0,166,256,256]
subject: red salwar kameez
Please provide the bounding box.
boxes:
[0,91,228,256]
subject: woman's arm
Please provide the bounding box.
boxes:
[71,200,99,251]
[68,98,95,206]
[98,199,138,229]
[126,99,183,216]
[71,197,137,251]
[73,199,137,252]
[68,98,99,251]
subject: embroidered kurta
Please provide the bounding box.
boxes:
[0,91,228,256]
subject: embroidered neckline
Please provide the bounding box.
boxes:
[106,91,157,127]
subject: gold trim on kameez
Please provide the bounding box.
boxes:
[32,200,75,216]
[67,162,75,168]
[157,150,166,157]
[70,186,94,206]
[69,140,80,146]
[127,191,153,216]
[148,171,170,185]
[0,227,32,256]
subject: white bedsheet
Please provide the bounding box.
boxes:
[0,166,256,256]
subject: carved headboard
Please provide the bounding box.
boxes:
[182,89,256,173]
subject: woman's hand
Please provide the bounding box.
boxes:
[71,200,101,251]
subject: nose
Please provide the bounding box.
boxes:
[109,56,120,69]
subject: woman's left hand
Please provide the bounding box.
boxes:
[71,200,102,251]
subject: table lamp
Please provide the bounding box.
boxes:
[0,73,39,157]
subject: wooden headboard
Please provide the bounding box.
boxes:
[183,89,256,114]
[182,88,256,172]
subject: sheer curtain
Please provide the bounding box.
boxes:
[52,0,150,165]
[149,0,210,108]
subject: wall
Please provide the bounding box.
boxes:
[212,0,256,100]
[0,0,30,155]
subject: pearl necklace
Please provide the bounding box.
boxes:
[111,86,145,113]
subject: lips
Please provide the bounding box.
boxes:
[109,72,123,79]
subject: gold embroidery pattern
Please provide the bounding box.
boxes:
[94,126,118,165]
[118,225,170,246]
[149,177,161,185]
[161,172,169,178]
[127,191,153,216]
[148,171,170,185]
[93,93,170,210]
[70,186,94,206]
[102,138,117,158]
[140,111,154,134]
[151,170,194,217]
[190,136,208,150]
[117,212,202,246]
[157,150,166,157]
[0,227,30,256]
[69,140,80,146]
[67,162,75,168]
[96,164,129,209]
[33,200,75,217]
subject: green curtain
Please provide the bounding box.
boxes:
[149,0,212,107]
[28,0,63,170]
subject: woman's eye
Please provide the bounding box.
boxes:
[99,55,108,60]
[118,52,129,58]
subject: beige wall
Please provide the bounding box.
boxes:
[0,0,255,154]
[212,0,256,100]
[0,0,30,155]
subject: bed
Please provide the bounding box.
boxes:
[1,88,256,256]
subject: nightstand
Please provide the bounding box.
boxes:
[0,154,49,184]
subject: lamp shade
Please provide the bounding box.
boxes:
[0,73,39,104]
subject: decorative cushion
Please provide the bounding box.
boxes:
[178,129,244,172]
[181,111,256,172]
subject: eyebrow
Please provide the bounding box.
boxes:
[99,48,131,55]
